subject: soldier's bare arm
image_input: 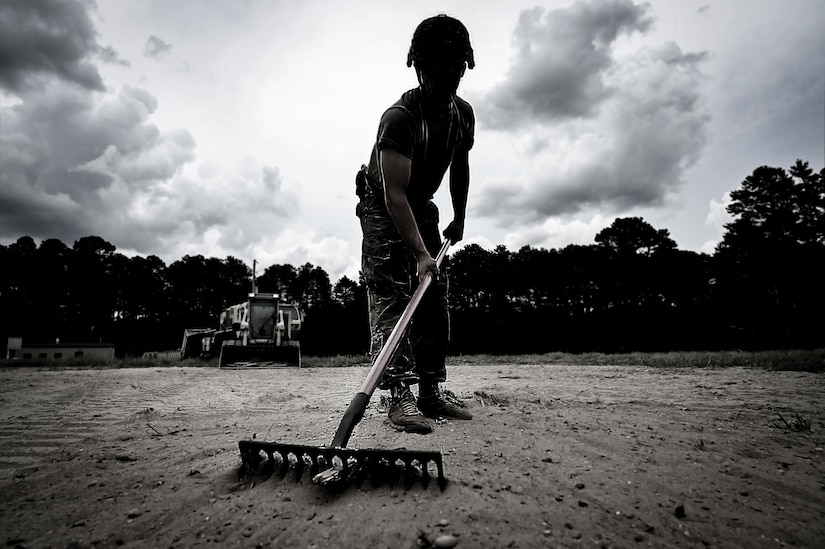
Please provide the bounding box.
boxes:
[380,148,438,281]
[444,149,469,244]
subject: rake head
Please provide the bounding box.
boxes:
[238,440,446,490]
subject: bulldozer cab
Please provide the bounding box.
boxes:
[217,293,303,368]
[249,299,278,340]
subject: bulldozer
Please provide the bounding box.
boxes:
[180,263,305,368]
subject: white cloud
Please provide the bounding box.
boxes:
[502,214,611,251]
[472,2,710,233]
[477,0,653,128]
[705,192,731,231]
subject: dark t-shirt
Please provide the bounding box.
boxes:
[366,87,474,204]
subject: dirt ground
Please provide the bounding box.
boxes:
[0,363,823,549]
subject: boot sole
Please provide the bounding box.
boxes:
[418,401,473,420]
[420,410,473,420]
[387,419,433,434]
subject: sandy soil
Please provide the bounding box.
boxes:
[0,363,823,548]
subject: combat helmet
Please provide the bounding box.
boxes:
[407,15,475,70]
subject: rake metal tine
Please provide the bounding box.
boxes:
[435,458,446,491]
[309,454,321,477]
[238,442,446,489]
[297,453,310,482]
[240,444,263,476]
[420,460,431,489]
[277,452,290,477]
[398,459,413,488]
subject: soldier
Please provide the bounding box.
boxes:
[356,14,475,433]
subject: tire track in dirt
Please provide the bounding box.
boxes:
[0,369,283,473]
[0,367,357,474]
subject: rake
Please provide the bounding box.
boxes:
[238,240,452,489]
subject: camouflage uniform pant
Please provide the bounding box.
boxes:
[357,192,449,389]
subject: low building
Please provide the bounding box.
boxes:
[10,342,115,362]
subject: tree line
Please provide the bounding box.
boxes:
[1,160,822,357]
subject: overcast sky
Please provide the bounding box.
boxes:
[1,0,823,282]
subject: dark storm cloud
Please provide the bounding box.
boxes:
[473,1,710,225]
[0,0,111,92]
[0,0,302,259]
[0,0,195,254]
[477,0,653,129]
[1,81,197,239]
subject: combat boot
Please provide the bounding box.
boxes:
[388,384,433,434]
[418,385,473,420]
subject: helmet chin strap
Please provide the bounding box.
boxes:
[416,68,459,107]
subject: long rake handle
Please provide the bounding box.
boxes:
[330,239,452,448]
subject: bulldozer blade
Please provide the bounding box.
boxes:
[238,440,446,490]
[219,343,301,368]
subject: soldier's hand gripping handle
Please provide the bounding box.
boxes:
[443,219,465,244]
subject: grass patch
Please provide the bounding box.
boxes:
[302,354,371,368]
[0,357,216,370]
[2,349,822,372]
[301,349,825,371]
[445,349,825,372]
[773,411,814,432]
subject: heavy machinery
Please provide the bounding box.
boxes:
[180,264,305,367]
